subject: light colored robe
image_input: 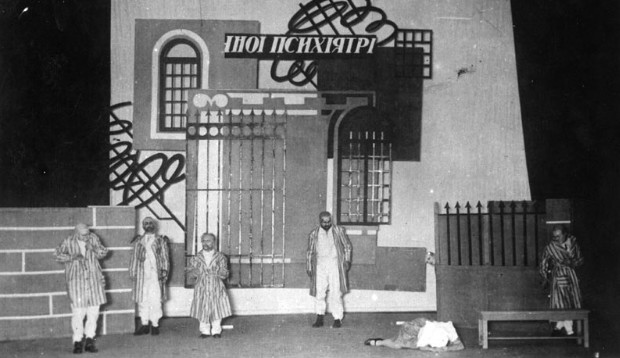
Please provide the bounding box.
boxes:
[306,225,352,297]
[54,233,108,308]
[188,250,232,323]
[129,234,170,303]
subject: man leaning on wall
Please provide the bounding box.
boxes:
[54,223,108,354]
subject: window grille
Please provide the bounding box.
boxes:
[159,39,201,132]
[395,29,433,79]
[338,129,391,225]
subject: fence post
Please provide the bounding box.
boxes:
[455,202,461,265]
[499,201,506,266]
[510,201,517,266]
[434,202,443,265]
[522,200,528,266]
[444,202,451,265]
[477,201,485,265]
[466,201,473,266]
[487,201,494,266]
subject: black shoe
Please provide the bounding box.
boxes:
[213,334,221,338]
[312,315,324,328]
[364,338,383,346]
[73,340,84,354]
[332,319,342,328]
[84,338,98,353]
[134,324,150,336]
[199,334,210,338]
[151,326,159,336]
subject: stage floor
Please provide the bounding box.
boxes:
[0,313,605,357]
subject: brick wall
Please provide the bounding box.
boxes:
[0,206,136,341]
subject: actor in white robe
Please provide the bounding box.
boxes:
[129,217,170,335]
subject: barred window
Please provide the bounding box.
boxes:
[337,108,392,225]
[395,29,433,79]
[159,39,201,132]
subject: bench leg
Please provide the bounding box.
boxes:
[478,318,482,346]
[584,317,589,348]
[576,320,583,345]
[482,319,489,349]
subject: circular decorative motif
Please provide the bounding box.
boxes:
[242,126,252,136]
[192,93,229,108]
[263,125,274,136]
[231,126,241,136]
[220,126,230,136]
[199,125,208,136]
[209,126,219,136]
[187,125,197,136]
[253,126,262,136]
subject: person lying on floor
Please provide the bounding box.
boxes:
[364,317,465,352]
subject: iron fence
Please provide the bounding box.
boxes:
[435,201,546,267]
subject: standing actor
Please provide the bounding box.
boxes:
[306,211,352,328]
[187,233,232,338]
[129,217,170,336]
[539,225,584,336]
[54,223,108,354]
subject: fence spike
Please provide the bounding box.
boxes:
[499,200,505,209]
[476,201,483,210]
[455,202,461,210]
[533,200,542,213]
[465,201,472,210]
[522,200,528,212]
[510,201,517,209]
[444,202,451,210]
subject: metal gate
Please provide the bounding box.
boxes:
[186,109,287,287]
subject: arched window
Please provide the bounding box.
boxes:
[159,39,201,132]
[337,107,392,225]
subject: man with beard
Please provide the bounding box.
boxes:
[54,223,108,354]
[129,217,170,336]
[306,211,352,328]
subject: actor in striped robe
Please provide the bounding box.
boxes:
[129,217,170,335]
[54,223,108,353]
[539,225,584,335]
[187,233,232,338]
[306,211,352,328]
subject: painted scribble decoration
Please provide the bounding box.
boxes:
[270,0,432,87]
[108,101,186,230]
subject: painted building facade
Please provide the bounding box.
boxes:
[110,0,530,316]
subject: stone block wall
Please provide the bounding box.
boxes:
[0,206,136,341]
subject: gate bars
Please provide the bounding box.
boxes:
[435,201,546,267]
[186,108,287,288]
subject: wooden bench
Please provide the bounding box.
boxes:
[478,310,589,349]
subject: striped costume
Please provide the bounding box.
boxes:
[55,232,108,307]
[188,250,232,324]
[539,236,583,309]
[306,224,352,297]
[129,234,170,303]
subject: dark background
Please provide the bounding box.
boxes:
[0,0,619,350]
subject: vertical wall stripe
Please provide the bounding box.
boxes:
[49,295,53,315]
[102,313,107,335]
[21,252,25,272]
[92,207,97,227]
